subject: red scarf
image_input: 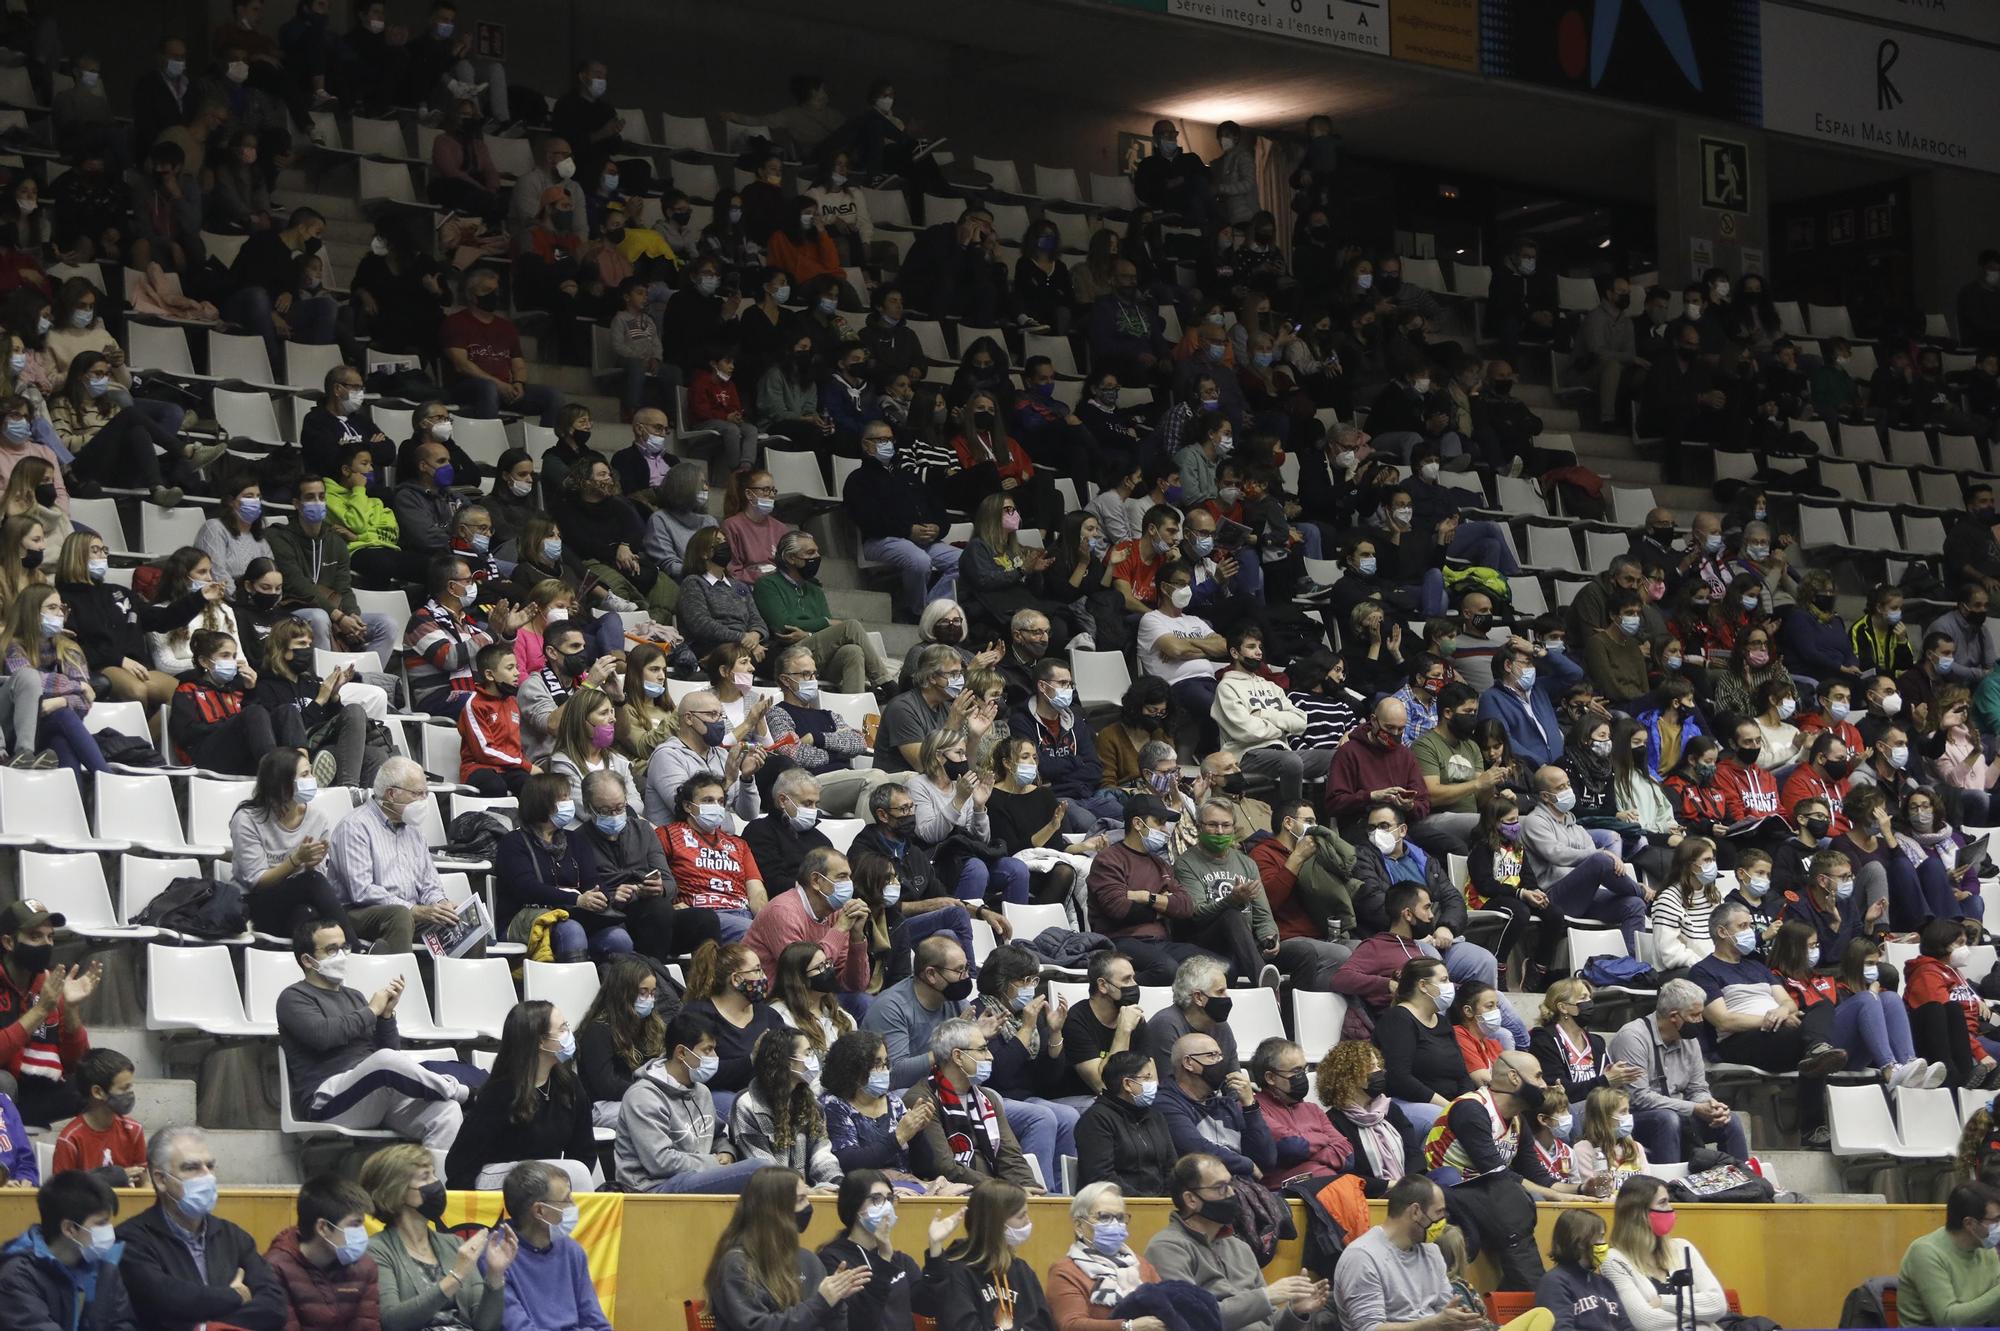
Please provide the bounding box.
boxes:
[932,1068,999,1171]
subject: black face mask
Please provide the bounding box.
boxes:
[571,427,591,448]
[943,758,971,781]
[1195,1194,1237,1226]
[1219,773,1246,796]
[1814,593,1836,612]
[287,648,313,674]
[1735,745,1762,766]
[889,813,918,840]
[1196,1059,1230,1090]
[795,1205,813,1233]
[251,590,281,612]
[1364,1070,1388,1098]
[474,291,500,312]
[559,650,590,678]
[1114,983,1141,1007]
[710,541,733,568]
[1508,1080,1545,1115]
[1282,1069,1310,1101]
[808,969,840,994]
[1803,816,1832,839]
[1447,711,1477,739]
[8,941,50,975]
[1823,757,1852,779]
[1488,380,1513,397]
[796,556,822,580]
[32,482,52,507]
[1969,611,1989,628]
[794,350,815,371]
[933,622,964,645]
[1569,1000,1594,1021]
[973,409,996,432]
[940,975,973,1001]
[415,1180,447,1224]
[19,547,40,570]
[1203,994,1233,1023]
[1648,524,1675,544]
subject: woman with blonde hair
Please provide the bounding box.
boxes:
[512,576,577,676]
[0,582,102,775]
[928,1176,1052,1331]
[51,529,178,712]
[1315,1039,1422,1196]
[1527,976,1642,1124]
[1600,1175,1731,1331]
[0,454,68,544]
[1569,1086,1648,1186]
[911,726,1032,905]
[361,1141,516,1330]
[704,1166,868,1331]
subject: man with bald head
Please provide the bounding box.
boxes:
[1155,1031,1275,1180]
[511,135,583,238]
[1423,1048,1552,1288]
[611,407,674,496]
[1325,696,1435,844]
[1518,764,1650,964]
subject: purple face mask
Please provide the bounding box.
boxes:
[1498,821,1522,842]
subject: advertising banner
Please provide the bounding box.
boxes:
[1161,0,1392,55]
[1804,0,2000,47]
[1392,0,1479,70]
[1479,0,1762,122]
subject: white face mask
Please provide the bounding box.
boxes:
[1168,585,1193,609]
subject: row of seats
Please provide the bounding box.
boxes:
[1791,417,1991,472]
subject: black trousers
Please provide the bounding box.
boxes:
[245,867,357,942]
[184,704,304,775]
[1442,1173,1545,1291]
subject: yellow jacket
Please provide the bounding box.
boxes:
[325,477,399,551]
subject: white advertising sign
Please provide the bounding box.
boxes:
[1163,0,1390,55]
[1800,0,2000,48]
[1761,2,2000,174]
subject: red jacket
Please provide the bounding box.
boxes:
[168,673,245,766]
[1779,764,1850,835]
[1325,729,1430,822]
[1905,953,1984,1043]
[457,688,526,780]
[1798,713,1863,755]
[264,1227,381,1331]
[689,367,745,425]
[0,961,86,1087]
[1713,758,1782,821]
[1663,772,1729,829]
[951,430,1035,484]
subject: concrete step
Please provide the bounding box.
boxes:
[204,1128,307,1186]
[88,1026,168,1079]
[131,1075,197,1129]
[825,587,893,622]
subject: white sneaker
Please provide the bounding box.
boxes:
[1921,1060,1951,1089]
[600,593,640,613]
[1886,1060,1917,1088]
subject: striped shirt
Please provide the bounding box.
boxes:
[1649,882,1721,957]
[1288,688,1360,751]
[327,798,447,909]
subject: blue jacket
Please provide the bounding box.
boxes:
[1007,701,1106,800]
[1635,706,1709,779]
[0,1225,138,1330]
[1474,648,1582,769]
[1778,606,1857,679]
[1155,1077,1276,1178]
[0,1091,32,1186]
[818,377,882,438]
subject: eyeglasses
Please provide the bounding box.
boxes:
[746,484,777,497]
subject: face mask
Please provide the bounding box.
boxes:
[694,803,728,833]
[1732,926,1759,954]
[2,419,27,444]
[1554,787,1576,813]
[1169,585,1194,609]
[1478,1008,1505,1033]
[164,57,187,78]
[1912,807,1935,831]
[169,1171,219,1220]
[548,1204,579,1238]
[226,61,250,83]
[1647,1210,1677,1239]
[1191,534,1215,557]
[1005,1221,1034,1247]
[1775,697,1798,721]
[209,658,239,684]
[1836,877,1855,901]
[231,497,263,524]
[311,947,349,984]
[1589,738,1612,759]
[86,375,110,398]
[1392,506,1415,526]
[1747,649,1770,668]
[1142,825,1170,854]
[1885,745,1910,770]
[1518,665,1538,690]
[824,877,855,909]
[1954,946,1975,970]
[1619,615,1641,636]
[1366,826,1399,855]
[328,1222,370,1265]
[71,1222,120,1265]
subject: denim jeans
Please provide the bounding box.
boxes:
[864,536,962,620]
[450,377,562,426]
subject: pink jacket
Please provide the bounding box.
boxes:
[743,886,871,992]
[1253,1089,1353,1189]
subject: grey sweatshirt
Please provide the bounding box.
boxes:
[728,1084,843,1184]
[860,977,964,1089]
[709,1248,844,1331]
[276,979,396,1116]
[1144,1213,1309,1331]
[614,1057,727,1189]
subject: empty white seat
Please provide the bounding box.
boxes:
[1524,525,1580,571]
[127,322,197,376]
[1,768,129,851]
[1292,990,1350,1065]
[524,960,600,1023]
[433,956,519,1041]
[213,387,287,445]
[147,942,273,1035]
[208,330,276,384]
[94,772,194,853]
[186,776,256,855]
[1072,649,1131,707]
[25,849,154,940]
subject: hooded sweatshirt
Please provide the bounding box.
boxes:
[0,1225,137,1330]
[614,1057,729,1189]
[1213,668,1309,755]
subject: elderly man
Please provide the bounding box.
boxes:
[1249,1036,1353,1189]
[1173,799,1280,985]
[1198,749,1273,846]
[391,439,465,558]
[509,135,584,239]
[1324,697,1430,839]
[116,1125,287,1331]
[752,530,897,694]
[327,757,459,954]
[1157,1030,1275,1180]
[574,769,716,962]
[743,767,833,901]
[442,265,563,425]
[608,406,675,496]
[1519,765,1650,962]
[1146,1152,1328,1331]
[876,644,994,776]
[642,690,764,827]
[1605,979,1748,1164]
[1148,955,1241,1073]
[1688,900,1848,1147]
[846,417,960,622]
[899,1017,1042,1189]
[996,608,1052,705]
[1333,1176,1488,1331]
[278,918,475,1147]
[743,846,872,989]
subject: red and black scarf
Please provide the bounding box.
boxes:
[932,1068,999,1171]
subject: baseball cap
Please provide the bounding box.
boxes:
[0,898,63,933]
[1123,794,1181,824]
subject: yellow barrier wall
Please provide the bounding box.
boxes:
[0,1191,1935,1329]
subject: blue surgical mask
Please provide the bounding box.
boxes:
[642,679,665,698]
[1091,1220,1129,1255]
[863,1200,897,1234]
[209,658,239,683]
[550,1203,579,1238]
[1697,862,1718,884]
[330,1222,370,1266]
[301,500,328,524]
[825,876,854,907]
[1131,1078,1158,1106]
[1615,1114,1635,1138]
[794,678,820,703]
[86,558,106,582]
[551,1030,576,1062]
[1192,535,1215,557]
[469,532,490,555]
[295,776,319,805]
[554,799,576,826]
[1836,877,1855,901]
[1014,762,1038,786]
[1358,556,1377,576]
[236,497,263,523]
[594,811,627,837]
[1010,984,1037,1012]
[753,497,775,517]
[1142,826,1169,854]
[1517,665,1538,690]
[788,803,820,832]
[694,803,728,833]
[633,995,655,1019]
[1734,928,1758,953]
[881,880,902,906]
[175,1173,218,1219]
[73,1222,121,1265]
[1554,787,1576,813]
[690,1052,719,1083]
[1049,686,1075,710]
[866,1070,892,1098]
[2,418,27,441]
[542,537,563,561]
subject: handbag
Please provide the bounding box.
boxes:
[1668,1160,1776,1204]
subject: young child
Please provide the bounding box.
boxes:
[688,343,760,474]
[51,1048,144,1185]
[459,642,532,796]
[171,629,301,775]
[609,275,666,420]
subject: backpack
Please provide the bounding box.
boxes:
[1580,955,1659,989]
[131,876,246,940]
[1667,1147,1778,1204]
